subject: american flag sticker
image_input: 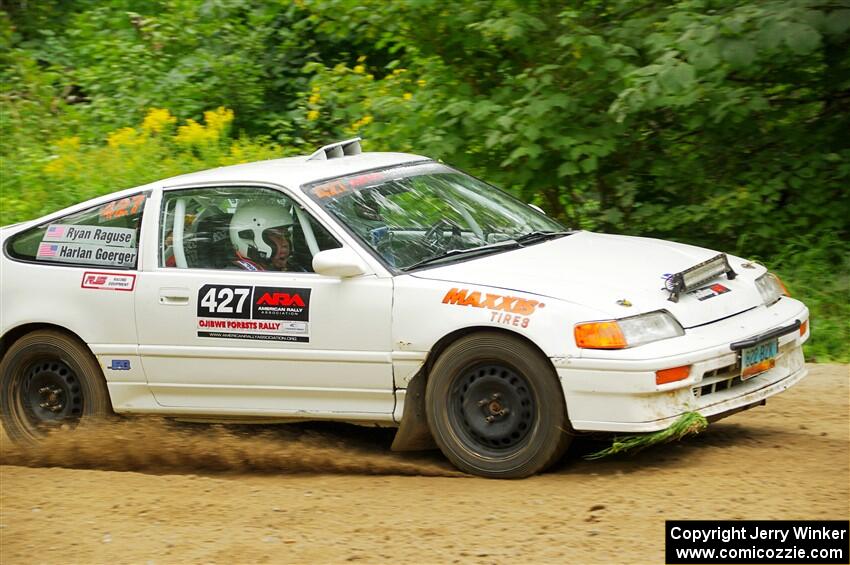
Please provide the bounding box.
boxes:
[37,243,60,258]
[44,224,66,239]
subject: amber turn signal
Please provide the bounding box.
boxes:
[574,321,627,349]
[655,365,691,385]
[800,319,808,336]
[774,273,791,297]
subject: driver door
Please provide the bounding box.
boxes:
[134,184,395,417]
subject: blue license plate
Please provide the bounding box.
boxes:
[741,339,778,379]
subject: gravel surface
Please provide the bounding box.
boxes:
[1,363,847,564]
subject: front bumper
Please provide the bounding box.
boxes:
[554,298,809,433]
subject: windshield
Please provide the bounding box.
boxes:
[304,162,566,270]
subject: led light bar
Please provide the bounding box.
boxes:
[665,253,736,302]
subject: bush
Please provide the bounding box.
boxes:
[0,107,288,225]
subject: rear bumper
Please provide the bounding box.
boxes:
[554,298,809,433]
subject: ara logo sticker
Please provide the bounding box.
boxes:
[253,287,310,321]
[255,292,306,308]
[690,283,731,301]
[108,359,131,370]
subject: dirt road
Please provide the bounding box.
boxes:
[1,363,847,564]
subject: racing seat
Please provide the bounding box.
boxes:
[188,212,233,269]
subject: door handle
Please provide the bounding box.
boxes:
[159,287,190,305]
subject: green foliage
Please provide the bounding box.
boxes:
[770,235,850,363]
[0,107,285,222]
[1,0,848,360]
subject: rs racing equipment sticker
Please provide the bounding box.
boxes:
[81,271,137,291]
[196,284,311,342]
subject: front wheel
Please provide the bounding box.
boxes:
[1,330,113,444]
[425,332,571,478]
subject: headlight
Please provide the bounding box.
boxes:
[755,272,789,306]
[574,310,684,349]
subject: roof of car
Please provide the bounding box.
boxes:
[159,151,431,189]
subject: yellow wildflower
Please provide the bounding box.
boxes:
[307,110,320,121]
[351,115,374,131]
[403,92,413,101]
[357,55,367,63]
[229,145,245,160]
[308,93,321,105]
[204,107,234,135]
[353,65,365,74]
[175,119,214,145]
[417,79,427,87]
[45,136,83,174]
[44,156,69,175]
[107,127,143,148]
[55,136,81,151]
[141,108,176,134]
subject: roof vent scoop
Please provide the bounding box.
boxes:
[307,138,362,161]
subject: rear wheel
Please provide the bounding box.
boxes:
[0,330,112,444]
[426,332,571,478]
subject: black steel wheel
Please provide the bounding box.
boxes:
[1,330,112,444]
[449,364,536,453]
[426,331,571,478]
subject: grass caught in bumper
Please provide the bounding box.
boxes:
[584,411,709,460]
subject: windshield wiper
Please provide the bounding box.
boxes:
[402,241,518,271]
[513,230,574,245]
[402,231,575,271]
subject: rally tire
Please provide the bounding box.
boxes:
[0,330,113,444]
[425,332,571,478]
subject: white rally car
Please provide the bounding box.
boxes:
[0,139,809,477]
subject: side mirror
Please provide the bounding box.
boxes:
[312,248,369,278]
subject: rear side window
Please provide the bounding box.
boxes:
[6,193,148,269]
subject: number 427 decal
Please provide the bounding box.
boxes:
[197,285,252,319]
[195,284,312,343]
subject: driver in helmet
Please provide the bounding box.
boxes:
[229,202,298,271]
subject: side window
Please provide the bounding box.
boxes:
[6,193,147,269]
[160,186,341,273]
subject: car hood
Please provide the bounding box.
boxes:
[409,231,764,328]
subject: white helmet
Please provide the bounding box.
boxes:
[229,203,294,260]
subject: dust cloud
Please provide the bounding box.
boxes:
[0,417,463,477]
